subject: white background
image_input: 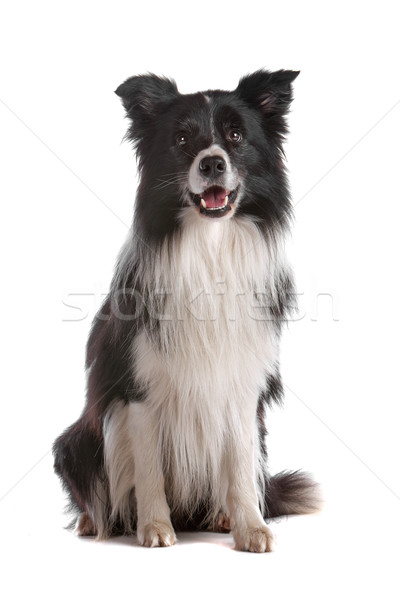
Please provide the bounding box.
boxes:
[1,1,400,598]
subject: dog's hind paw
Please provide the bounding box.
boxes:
[137,521,177,548]
[210,512,231,533]
[234,526,273,553]
[75,512,97,537]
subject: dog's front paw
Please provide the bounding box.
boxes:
[137,521,177,548]
[234,526,273,553]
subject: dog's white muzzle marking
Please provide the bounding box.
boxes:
[188,144,239,195]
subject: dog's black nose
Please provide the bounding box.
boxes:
[199,156,226,178]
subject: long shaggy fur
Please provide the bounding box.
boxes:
[53,69,320,552]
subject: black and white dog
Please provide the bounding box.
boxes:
[53,70,319,552]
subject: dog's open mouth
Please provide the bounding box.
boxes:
[191,186,239,218]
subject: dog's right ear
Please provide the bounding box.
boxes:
[115,74,178,121]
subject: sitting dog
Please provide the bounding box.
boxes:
[53,70,319,552]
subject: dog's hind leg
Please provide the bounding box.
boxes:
[53,416,109,539]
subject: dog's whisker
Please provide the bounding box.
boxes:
[153,176,188,190]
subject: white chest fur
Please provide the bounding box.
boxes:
[128,213,285,513]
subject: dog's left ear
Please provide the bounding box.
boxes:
[236,69,299,116]
[115,74,178,121]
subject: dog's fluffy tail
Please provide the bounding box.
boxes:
[265,470,322,518]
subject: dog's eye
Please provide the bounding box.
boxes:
[227,130,242,143]
[177,134,188,146]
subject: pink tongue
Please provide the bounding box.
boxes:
[202,186,227,208]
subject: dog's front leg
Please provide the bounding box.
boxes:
[130,402,176,547]
[226,419,273,553]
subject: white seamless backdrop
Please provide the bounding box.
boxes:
[1,1,399,599]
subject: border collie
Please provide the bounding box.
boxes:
[53,70,320,552]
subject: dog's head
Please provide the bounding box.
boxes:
[116,70,299,239]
